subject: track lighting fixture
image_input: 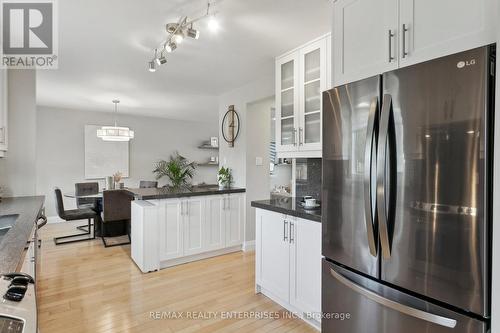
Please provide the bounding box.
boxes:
[147,0,218,71]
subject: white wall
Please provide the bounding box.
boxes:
[245,97,274,242]
[218,74,275,188]
[36,106,218,216]
[0,70,37,197]
[218,74,274,243]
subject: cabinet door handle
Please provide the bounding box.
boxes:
[283,220,288,242]
[402,24,409,58]
[0,127,4,144]
[292,128,297,146]
[299,127,303,146]
[289,221,294,243]
[388,30,395,63]
[180,201,184,216]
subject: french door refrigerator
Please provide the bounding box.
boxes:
[322,45,495,333]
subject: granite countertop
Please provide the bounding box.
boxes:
[126,186,246,200]
[251,197,321,223]
[0,196,45,274]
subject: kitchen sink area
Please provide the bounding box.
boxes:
[0,214,19,242]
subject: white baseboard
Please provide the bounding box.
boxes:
[243,240,255,252]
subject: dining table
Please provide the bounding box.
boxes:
[63,191,127,237]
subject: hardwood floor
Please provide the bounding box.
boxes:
[38,221,318,333]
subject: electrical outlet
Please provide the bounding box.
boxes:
[255,157,263,166]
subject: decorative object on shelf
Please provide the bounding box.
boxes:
[147,0,219,71]
[153,152,196,189]
[113,171,123,188]
[217,166,232,189]
[221,105,240,147]
[210,137,218,147]
[97,100,135,142]
[106,176,115,190]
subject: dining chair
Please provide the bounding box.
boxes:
[74,182,99,232]
[53,187,98,245]
[139,180,158,188]
[101,190,132,247]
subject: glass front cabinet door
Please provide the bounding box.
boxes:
[276,53,299,153]
[275,34,329,158]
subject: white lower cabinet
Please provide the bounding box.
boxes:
[182,197,205,256]
[258,210,291,302]
[131,192,245,272]
[225,194,244,247]
[204,195,225,251]
[255,208,322,328]
[159,199,183,261]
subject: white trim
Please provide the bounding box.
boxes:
[242,240,255,252]
[159,246,242,269]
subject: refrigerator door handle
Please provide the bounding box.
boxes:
[364,97,379,257]
[377,94,394,259]
[329,268,457,329]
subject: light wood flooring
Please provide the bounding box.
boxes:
[37,221,318,333]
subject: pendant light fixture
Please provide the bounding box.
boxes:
[97,99,134,142]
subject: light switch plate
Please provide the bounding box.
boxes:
[255,157,263,166]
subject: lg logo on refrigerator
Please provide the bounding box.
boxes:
[457,59,476,69]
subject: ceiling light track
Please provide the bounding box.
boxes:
[147,0,220,71]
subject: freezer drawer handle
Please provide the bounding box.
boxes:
[329,268,457,328]
[363,97,379,257]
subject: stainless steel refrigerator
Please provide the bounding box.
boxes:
[322,45,495,332]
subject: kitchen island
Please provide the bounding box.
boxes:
[128,186,246,273]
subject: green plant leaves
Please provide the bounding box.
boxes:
[153,152,196,188]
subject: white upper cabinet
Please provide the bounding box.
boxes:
[332,0,496,86]
[399,0,496,68]
[276,52,300,154]
[276,34,330,158]
[333,0,399,86]
[0,70,8,156]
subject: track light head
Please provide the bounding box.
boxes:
[187,28,200,39]
[148,61,156,72]
[173,33,184,44]
[165,41,177,53]
[155,56,167,66]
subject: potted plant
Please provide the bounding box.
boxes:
[153,152,196,189]
[218,167,233,189]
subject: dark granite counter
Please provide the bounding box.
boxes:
[251,197,321,223]
[0,196,45,274]
[126,186,246,200]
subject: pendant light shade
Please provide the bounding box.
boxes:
[97,100,134,141]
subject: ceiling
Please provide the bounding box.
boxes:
[36,0,332,123]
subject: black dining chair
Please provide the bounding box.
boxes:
[75,182,99,232]
[139,180,158,188]
[53,187,99,245]
[101,190,132,248]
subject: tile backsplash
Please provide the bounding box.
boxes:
[295,158,322,200]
